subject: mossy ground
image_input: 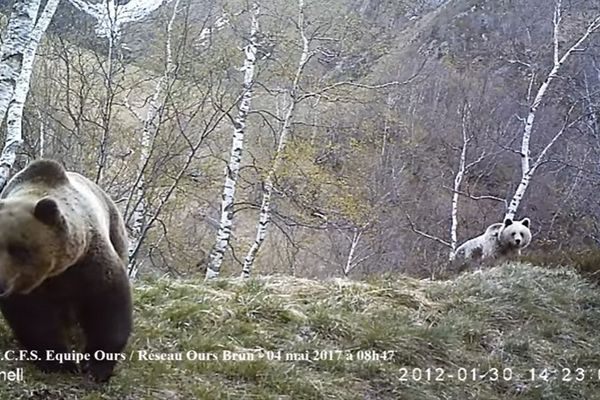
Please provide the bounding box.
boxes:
[2,263,600,399]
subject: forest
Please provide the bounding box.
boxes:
[0,0,600,399]
[1,0,599,279]
[0,0,597,281]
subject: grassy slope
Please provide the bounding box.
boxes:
[2,263,600,399]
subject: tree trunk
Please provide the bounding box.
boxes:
[505,3,600,219]
[127,0,180,273]
[205,4,261,279]
[449,114,469,261]
[240,0,311,279]
[0,0,42,188]
[0,0,60,190]
[126,0,181,278]
[343,229,361,276]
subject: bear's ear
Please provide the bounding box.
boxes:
[504,218,513,226]
[521,218,530,228]
[34,198,63,226]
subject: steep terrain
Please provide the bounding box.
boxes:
[1,0,600,277]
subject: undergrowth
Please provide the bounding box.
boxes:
[1,263,600,399]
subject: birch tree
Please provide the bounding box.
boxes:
[505,0,600,220]
[0,0,61,191]
[205,4,261,279]
[343,228,362,276]
[233,0,422,279]
[67,0,170,182]
[341,222,377,276]
[125,0,181,276]
[0,0,42,188]
[238,0,312,279]
[127,95,240,277]
[405,101,502,268]
[448,105,483,260]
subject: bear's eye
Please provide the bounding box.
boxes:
[7,244,30,263]
[511,232,516,237]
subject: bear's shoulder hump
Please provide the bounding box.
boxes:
[13,160,68,186]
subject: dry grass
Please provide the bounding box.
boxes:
[1,262,600,399]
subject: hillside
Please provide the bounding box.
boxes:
[0,264,599,399]
[1,0,598,279]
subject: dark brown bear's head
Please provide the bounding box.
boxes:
[0,197,76,296]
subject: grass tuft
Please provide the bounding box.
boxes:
[0,264,600,399]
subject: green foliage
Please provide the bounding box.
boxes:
[279,139,371,225]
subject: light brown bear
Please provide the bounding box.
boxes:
[0,159,132,382]
[455,217,532,262]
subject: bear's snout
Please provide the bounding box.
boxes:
[515,238,521,245]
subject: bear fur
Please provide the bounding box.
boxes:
[455,217,532,263]
[0,160,132,382]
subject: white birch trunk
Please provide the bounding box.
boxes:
[449,115,469,261]
[0,0,41,188]
[341,227,375,276]
[240,0,311,279]
[343,229,361,276]
[205,4,260,279]
[126,0,180,278]
[505,3,600,219]
[127,0,180,269]
[127,102,234,278]
[0,0,60,190]
[448,106,488,260]
[508,116,571,219]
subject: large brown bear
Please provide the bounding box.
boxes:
[0,159,132,382]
